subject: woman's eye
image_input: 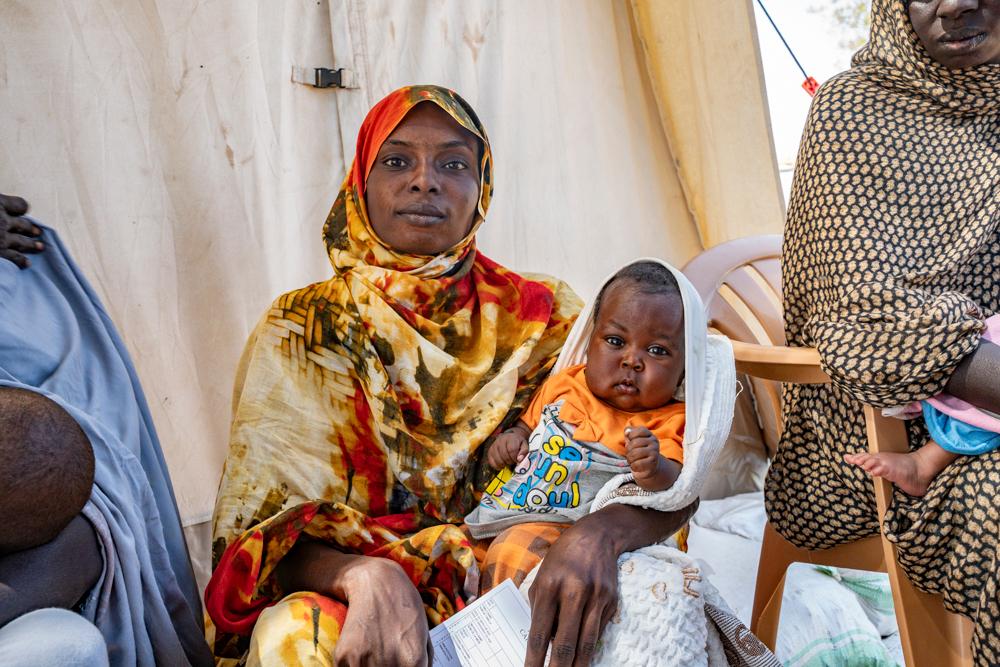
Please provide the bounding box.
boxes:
[443,160,469,170]
[648,345,669,357]
[604,336,624,347]
[383,157,407,168]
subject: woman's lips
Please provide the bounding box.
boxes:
[397,205,445,226]
[938,31,988,54]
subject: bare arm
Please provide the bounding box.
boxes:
[0,514,102,627]
[945,339,1000,414]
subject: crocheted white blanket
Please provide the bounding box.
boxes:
[520,545,778,667]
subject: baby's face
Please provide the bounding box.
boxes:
[584,283,685,413]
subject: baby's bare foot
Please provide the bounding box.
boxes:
[843,452,933,497]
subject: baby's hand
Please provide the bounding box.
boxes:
[487,430,529,469]
[624,426,662,482]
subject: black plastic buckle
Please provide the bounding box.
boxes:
[314,68,346,89]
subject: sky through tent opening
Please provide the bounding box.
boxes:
[753,0,872,201]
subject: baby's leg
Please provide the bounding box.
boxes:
[843,439,959,497]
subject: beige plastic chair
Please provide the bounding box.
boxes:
[682,235,972,667]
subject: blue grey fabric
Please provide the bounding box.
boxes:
[0,224,211,666]
[923,402,1000,456]
[0,608,109,667]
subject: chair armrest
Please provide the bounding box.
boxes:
[730,340,831,384]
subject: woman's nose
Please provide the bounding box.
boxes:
[408,160,440,193]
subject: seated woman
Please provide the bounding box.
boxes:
[0,195,212,666]
[206,86,699,667]
[772,0,1000,662]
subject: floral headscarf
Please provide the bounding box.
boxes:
[211,84,580,560]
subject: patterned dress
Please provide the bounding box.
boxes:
[205,86,581,664]
[767,1,1000,663]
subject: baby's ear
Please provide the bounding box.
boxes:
[673,377,686,402]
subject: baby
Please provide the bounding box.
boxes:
[465,261,686,538]
[845,315,1000,497]
[0,387,95,555]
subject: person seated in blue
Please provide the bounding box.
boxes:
[0,193,212,666]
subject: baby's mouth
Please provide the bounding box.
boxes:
[613,379,638,395]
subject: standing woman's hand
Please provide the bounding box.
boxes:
[523,500,699,667]
[0,194,44,268]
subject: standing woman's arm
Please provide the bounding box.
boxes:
[945,339,1000,413]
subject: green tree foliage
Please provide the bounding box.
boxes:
[811,1,871,50]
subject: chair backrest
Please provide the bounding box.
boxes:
[682,235,784,456]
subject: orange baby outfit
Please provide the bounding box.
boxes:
[521,364,685,463]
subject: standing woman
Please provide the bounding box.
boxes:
[772,0,1000,663]
[206,86,695,666]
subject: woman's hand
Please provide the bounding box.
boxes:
[524,500,698,667]
[336,557,431,667]
[0,194,44,268]
[276,542,431,666]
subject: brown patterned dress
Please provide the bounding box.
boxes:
[767,1,1000,663]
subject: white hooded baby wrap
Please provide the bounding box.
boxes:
[519,259,779,667]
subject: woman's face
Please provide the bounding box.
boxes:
[909,0,1000,68]
[365,103,481,256]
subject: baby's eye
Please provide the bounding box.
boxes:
[604,336,624,347]
[382,156,407,168]
[648,345,669,357]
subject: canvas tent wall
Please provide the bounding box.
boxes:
[0,0,782,590]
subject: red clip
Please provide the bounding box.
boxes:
[802,76,820,97]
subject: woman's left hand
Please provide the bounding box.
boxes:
[523,500,698,667]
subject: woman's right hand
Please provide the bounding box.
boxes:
[0,194,44,268]
[276,542,431,666]
[335,556,431,667]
